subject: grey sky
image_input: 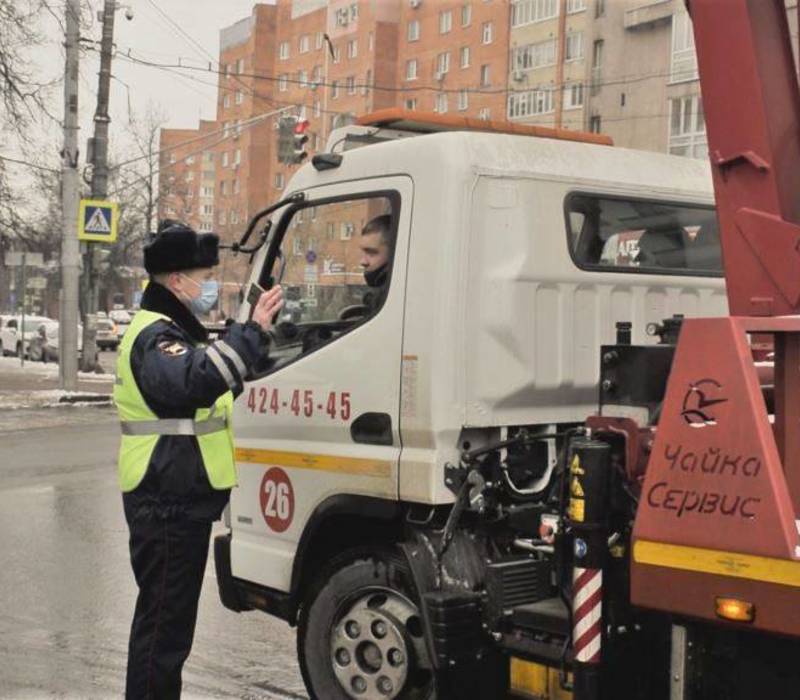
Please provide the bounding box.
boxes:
[35,0,271,164]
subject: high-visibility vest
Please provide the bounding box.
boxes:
[113,309,237,493]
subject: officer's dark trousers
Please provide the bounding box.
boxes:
[125,516,212,700]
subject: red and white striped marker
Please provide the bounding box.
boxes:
[573,566,602,663]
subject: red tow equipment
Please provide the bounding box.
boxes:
[632,0,800,635]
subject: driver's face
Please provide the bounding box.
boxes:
[359,232,389,273]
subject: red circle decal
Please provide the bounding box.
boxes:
[259,467,295,533]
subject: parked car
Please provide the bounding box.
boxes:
[96,318,119,351]
[27,319,84,362]
[0,315,18,356]
[0,316,54,358]
[108,309,132,338]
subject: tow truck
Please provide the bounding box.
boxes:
[214,1,800,697]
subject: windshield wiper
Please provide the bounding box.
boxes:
[221,192,306,255]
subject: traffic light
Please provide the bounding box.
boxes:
[277,116,310,165]
[277,116,295,164]
[292,119,310,164]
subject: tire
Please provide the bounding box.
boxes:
[298,548,435,700]
[15,342,22,358]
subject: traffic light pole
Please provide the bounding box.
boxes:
[59,0,81,391]
[81,0,117,371]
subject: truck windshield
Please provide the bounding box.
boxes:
[566,194,722,275]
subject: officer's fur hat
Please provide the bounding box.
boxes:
[143,220,220,274]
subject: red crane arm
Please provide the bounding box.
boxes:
[690,0,800,316]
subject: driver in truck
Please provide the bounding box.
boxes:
[359,214,394,312]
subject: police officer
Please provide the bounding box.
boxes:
[114,221,283,699]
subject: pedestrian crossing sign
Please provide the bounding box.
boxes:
[78,199,118,243]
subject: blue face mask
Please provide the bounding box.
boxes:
[182,275,219,315]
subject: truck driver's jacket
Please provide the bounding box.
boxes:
[113,281,268,522]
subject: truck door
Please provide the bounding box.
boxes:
[230,177,412,592]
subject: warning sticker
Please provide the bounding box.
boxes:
[259,467,295,533]
[570,476,584,498]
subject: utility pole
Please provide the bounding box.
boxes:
[81,0,117,370]
[59,0,81,391]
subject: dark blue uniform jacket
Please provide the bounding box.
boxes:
[122,281,268,523]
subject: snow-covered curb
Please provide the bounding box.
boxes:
[0,389,112,409]
[0,355,109,381]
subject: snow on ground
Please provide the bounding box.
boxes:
[0,355,110,382]
[0,389,112,410]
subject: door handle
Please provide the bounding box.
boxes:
[350,412,393,446]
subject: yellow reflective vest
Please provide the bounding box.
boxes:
[113,309,237,493]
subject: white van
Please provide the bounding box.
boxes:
[215,116,726,699]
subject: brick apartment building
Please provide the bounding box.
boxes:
[161,0,795,316]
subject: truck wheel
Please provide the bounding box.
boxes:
[297,549,435,700]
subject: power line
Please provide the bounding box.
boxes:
[110,45,696,98]
[0,154,60,173]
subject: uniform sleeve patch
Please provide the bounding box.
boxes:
[158,340,189,357]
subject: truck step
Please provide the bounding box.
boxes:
[512,596,570,637]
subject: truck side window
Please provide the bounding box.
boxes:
[263,194,396,368]
[566,194,722,275]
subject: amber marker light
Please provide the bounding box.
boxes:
[715,597,755,623]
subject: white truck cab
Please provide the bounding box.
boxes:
[215,113,726,700]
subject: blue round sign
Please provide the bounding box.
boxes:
[574,538,588,559]
[305,250,317,264]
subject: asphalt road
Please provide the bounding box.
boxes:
[0,407,306,699]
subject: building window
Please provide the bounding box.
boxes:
[405,98,417,110]
[313,65,323,84]
[233,179,240,194]
[435,92,448,113]
[346,75,356,94]
[235,90,243,105]
[671,11,698,82]
[234,149,241,165]
[481,22,493,44]
[275,172,285,190]
[507,88,555,118]
[230,210,239,225]
[567,0,586,13]
[480,64,490,87]
[333,46,341,64]
[479,107,490,120]
[405,59,418,81]
[201,186,213,197]
[186,155,195,164]
[460,46,470,68]
[458,89,468,111]
[589,115,601,133]
[511,0,558,28]
[279,74,288,92]
[292,236,303,256]
[314,100,321,117]
[218,210,226,225]
[512,38,556,71]
[341,222,354,240]
[565,32,584,61]
[186,171,194,181]
[236,58,244,73]
[369,32,374,51]
[595,0,605,17]
[461,4,472,26]
[592,39,604,69]
[219,180,227,195]
[331,80,339,99]
[279,41,289,60]
[326,222,336,240]
[347,39,358,59]
[436,52,450,76]
[563,82,584,109]
[363,69,372,96]
[298,69,308,87]
[315,32,324,49]
[407,19,420,42]
[439,10,452,34]
[222,152,229,168]
[669,95,706,158]
[335,6,350,26]
[223,94,230,108]
[224,64,230,77]
[299,34,310,53]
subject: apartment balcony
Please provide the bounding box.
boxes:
[624,0,673,30]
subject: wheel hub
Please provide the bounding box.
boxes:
[331,593,417,699]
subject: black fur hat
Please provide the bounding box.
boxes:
[143,220,220,274]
